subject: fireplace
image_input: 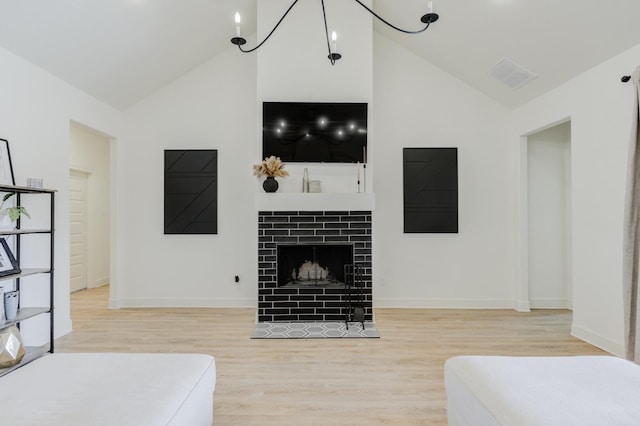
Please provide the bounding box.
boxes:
[277,244,353,288]
[258,210,372,322]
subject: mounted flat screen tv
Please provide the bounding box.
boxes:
[263,102,367,163]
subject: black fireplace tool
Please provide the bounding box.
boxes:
[344,264,365,330]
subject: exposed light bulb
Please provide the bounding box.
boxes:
[235,12,241,37]
[427,1,433,14]
[331,31,338,53]
[279,120,286,128]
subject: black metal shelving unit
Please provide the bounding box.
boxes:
[0,184,55,377]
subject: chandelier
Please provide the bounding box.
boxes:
[230,0,439,65]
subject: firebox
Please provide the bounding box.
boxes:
[277,244,353,288]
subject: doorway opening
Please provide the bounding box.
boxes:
[69,123,111,309]
[520,120,572,310]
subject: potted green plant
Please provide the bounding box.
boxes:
[0,193,30,228]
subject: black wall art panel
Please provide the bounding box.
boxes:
[403,147,458,233]
[164,149,217,234]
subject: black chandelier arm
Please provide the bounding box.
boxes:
[352,0,432,34]
[321,0,335,65]
[236,0,302,53]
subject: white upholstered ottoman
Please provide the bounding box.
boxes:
[0,353,216,425]
[445,355,640,426]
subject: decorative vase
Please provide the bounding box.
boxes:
[4,290,18,321]
[0,210,13,230]
[263,176,278,193]
[0,325,26,367]
[302,168,309,193]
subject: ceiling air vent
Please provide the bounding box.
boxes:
[488,58,537,90]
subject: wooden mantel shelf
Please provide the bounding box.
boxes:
[255,192,376,212]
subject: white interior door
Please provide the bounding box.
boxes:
[70,169,89,293]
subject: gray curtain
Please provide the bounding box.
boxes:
[623,67,640,361]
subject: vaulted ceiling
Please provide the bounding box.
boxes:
[1,0,639,110]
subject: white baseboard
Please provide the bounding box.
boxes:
[110,298,256,309]
[374,298,515,309]
[55,317,73,340]
[571,323,624,357]
[515,299,531,312]
[90,277,110,288]
[529,299,570,309]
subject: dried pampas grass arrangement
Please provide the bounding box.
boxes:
[253,156,289,178]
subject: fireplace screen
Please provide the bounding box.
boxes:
[277,244,353,287]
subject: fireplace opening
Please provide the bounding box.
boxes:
[277,244,353,288]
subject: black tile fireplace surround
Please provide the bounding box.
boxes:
[258,211,372,322]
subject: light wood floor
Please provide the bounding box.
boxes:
[56,286,606,425]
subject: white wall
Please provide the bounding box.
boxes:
[70,123,111,288]
[527,122,571,308]
[0,46,122,342]
[373,34,512,307]
[510,43,640,356]
[257,0,372,101]
[116,48,258,307]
